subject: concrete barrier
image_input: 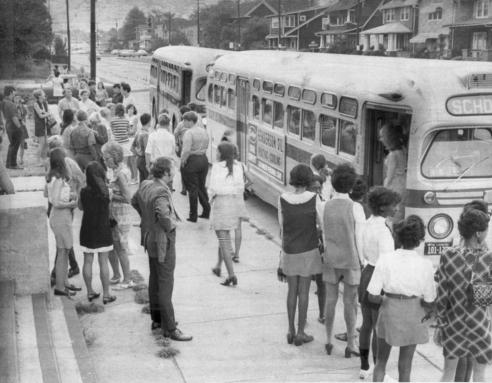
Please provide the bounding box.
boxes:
[0,191,49,295]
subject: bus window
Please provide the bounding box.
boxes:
[274,83,285,97]
[288,86,301,100]
[273,101,284,129]
[339,119,356,155]
[302,89,316,105]
[228,74,235,84]
[220,72,227,82]
[220,87,227,107]
[262,98,273,125]
[214,85,221,105]
[287,105,300,136]
[321,93,337,109]
[253,79,260,91]
[320,114,337,148]
[422,127,492,179]
[252,96,260,120]
[302,110,316,141]
[207,83,213,103]
[263,81,273,93]
[227,89,235,110]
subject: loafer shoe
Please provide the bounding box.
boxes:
[168,328,192,341]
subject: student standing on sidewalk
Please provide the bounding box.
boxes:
[322,163,365,358]
[2,86,23,169]
[279,164,322,346]
[358,186,400,379]
[180,112,210,222]
[131,113,151,183]
[131,157,192,341]
[367,215,436,382]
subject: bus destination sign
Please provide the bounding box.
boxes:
[446,94,492,116]
[248,124,285,183]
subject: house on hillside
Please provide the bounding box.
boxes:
[410,0,452,58]
[263,1,339,50]
[136,25,153,50]
[316,0,384,52]
[361,0,418,56]
[446,0,492,61]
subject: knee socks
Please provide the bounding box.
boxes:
[359,348,370,370]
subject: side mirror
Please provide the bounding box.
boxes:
[484,190,492,204]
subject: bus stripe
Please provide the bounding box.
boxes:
[208,110,246,132]
[406,189,487,209]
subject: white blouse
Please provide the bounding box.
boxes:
[208,161,244,198]
[361,215,394,266]
[367,249,436,302]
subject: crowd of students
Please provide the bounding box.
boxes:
[278,157,492,382]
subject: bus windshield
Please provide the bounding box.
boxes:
[421,127,492,179]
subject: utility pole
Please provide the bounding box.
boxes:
[237,0,241,50]
[197,0,200,46]
[65,0,71,71]
[168,13,172,45]
[90,0,96,79]
[356,0,361,51]
[277,0,282,49]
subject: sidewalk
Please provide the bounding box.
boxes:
[38,175,465,383]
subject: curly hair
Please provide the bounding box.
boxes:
[463,200,488,214]
[102,141,124,165]
[458,209,490,240]
[289,164,313,188]
[367,186,401,216]
[380,123,405,151]
[331,163,356,193]
[311,153,327,172]
[349,177,368,202]
[393,215,426,249]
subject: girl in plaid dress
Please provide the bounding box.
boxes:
[435,207,492,382]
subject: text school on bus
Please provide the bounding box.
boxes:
[150,46,228,139]
[150,48,492,261]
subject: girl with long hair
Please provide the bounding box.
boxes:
[79,161,116,304]
[209,141,246,286]
[46,148,79,296]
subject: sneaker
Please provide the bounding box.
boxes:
[113,280,135,290]
[110,276,120,285]
[360,366,373,380]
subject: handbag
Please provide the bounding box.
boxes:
[470,252,492,307]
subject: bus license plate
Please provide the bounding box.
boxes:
[424,241,452,256]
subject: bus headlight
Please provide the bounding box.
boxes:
[423,191,436,205]
[428,214,453,240]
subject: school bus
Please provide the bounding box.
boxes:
[150,46,228,131]
[205,50,492,257]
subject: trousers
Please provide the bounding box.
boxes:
[148,230,176,333]
[183,154,210,220]
[136,156,149,183]
[6,127,22,168]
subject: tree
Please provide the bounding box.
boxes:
[240,17,269,50]
[170,30,190,46]
[0,0,53,77]
[121,6,147,45]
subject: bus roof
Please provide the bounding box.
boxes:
[152,46,229,71]
[212,51,492,119]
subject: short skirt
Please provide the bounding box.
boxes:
[376,296,429,347]
[211,194,248,231]
[281,248,322,278]
[81,245,114,253]
[110,201,133,226]
[49,207,74,249]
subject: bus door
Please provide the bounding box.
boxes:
[182,70,192,105]
[236,77,250,163]
[363,104,412,187]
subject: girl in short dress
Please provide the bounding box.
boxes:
[435,207,492,382]
[367,215,436,382]
[79,161,116,304]
[209,141,246,287]
[279,164,322,346]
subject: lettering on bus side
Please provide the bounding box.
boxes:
[248,124,285,183]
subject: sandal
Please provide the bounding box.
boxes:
[87,293,100,302]
[103,295,117,305]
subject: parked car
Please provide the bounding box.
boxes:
[110,49,120,55]
[118,49,135,57]
[136,49,148,57]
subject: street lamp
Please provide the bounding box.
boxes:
[308,40,318,52]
